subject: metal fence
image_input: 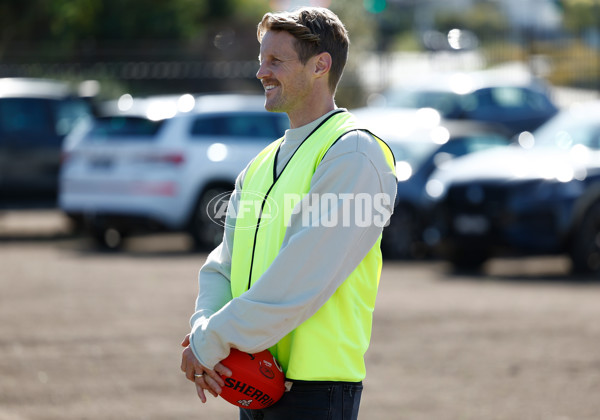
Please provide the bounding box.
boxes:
[1,27,598,105]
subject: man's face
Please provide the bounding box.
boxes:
[256,30,313,116]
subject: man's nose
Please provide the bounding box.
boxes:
[256,63,269,80]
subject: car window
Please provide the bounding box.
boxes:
[474,87,555,112]
[83,116,164,141]
[439,134,508,155]
[0,98,55,138]
[428,134,506,165]
[463,134,510,153]
[491,87,526,108]
[427,134,508,174]
[190,114,286,139]
[54,99,92,136]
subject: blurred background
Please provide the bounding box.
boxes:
[3,2,600,419]
[1,0,600,265]
[0,0,596,139]
[0,0,598,103]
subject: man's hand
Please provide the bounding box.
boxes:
[180,334,233,403]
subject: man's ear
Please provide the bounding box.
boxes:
[313,52,332,78]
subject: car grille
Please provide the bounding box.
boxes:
[446,183,508,217]
[441,181,560,250]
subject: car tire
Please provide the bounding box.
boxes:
[446,245,489,272]
[189,185,231,251]
[90,226,126,250]
[570,201,600,275]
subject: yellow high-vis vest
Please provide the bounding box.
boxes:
[230,110,395,381]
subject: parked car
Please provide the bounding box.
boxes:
[59,93,288,249]
[353,107,513,259]
[426,101,600,274]
[371,68,559,136]
[0,78,93,208]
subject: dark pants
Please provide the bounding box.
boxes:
[239,380,362,420]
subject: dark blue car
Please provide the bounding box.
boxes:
[427,101,600,274]
[353,107,512,259]
[376,69,559,136]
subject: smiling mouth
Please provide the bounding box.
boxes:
[262,81,278,93]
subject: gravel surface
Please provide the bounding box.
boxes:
[1,211,599,420]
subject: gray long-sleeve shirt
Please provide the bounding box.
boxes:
[189,109,397,369]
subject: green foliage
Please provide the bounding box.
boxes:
[83,0,208,41]
[389,32,421,52]
[562,0,600,33]
[47,0,102,41]
[330,0,378,50]
[3,0,597,96]
[0,0,211,47]
[235,0,273,22]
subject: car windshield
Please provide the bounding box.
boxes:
[532,112,600,150]
[83,116,164,141]
[469,87,556,115]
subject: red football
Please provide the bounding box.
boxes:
[219,348,285,409]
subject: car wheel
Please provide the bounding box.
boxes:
[190,185,231,250]
[381,205,425,259]
[570,201,600,275]
[446,245,489,272]
[90,226,126,250]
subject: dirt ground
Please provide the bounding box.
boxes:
[1,210,599,420]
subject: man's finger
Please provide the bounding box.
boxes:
[195,382,208,403]
[204,368,226,388]
[180,353,187,373]
[186,367,197,382]
[214,361,233,378]
[202,374,223,395]
[181,347,198,381]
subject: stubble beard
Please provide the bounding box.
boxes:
[264,79,309,116]
[264,89,286,113]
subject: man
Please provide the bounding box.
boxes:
[180,7,397,419]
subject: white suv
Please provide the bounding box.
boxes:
[59,93,288,249]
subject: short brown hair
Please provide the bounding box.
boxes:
[257,7,349,94]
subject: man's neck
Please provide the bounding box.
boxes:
[287,97,336,129]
